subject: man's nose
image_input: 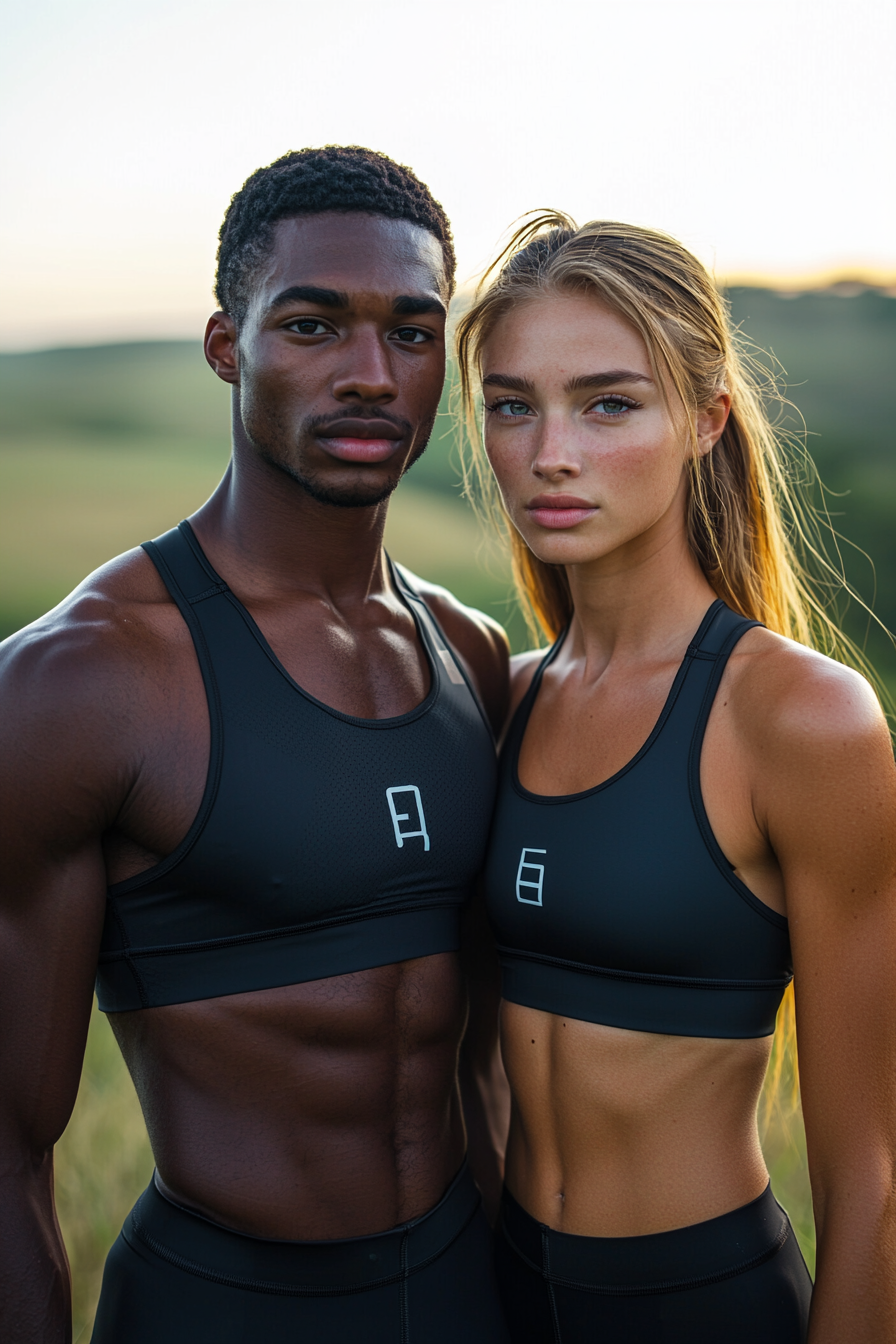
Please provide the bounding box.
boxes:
[331,327,399,404]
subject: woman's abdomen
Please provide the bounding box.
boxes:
[501,999,772,1237]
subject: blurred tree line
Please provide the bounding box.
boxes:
[1,284,894,682]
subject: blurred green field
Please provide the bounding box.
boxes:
[3,286,894,1337]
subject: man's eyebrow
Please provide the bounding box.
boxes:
[267,285,350,312]
[565,370,654,392]
[392,295,447,317]
[481,373,536,393]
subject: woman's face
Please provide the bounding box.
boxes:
[480,292,725,571]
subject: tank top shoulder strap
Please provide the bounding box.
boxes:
[139,520,228,869]
[141,519,234,719]
[143,519,228,609]
[390,559,495,741]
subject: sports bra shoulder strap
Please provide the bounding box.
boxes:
[688,599,763,660]
[142,520,229,608]
[503,627,567,754]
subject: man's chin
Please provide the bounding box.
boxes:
[262,453,399,509]
[303,478,399,509]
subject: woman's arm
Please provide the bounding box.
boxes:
[458,887,510,1223]
[752,649,896,1343]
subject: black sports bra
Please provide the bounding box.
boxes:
[484,601,792,1039]
[96,521,497,1012]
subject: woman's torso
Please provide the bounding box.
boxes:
[485,601,792,1235]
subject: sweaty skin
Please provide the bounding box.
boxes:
[481,292,896,1343]
[0,213,509,1341]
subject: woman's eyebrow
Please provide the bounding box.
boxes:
[482,370,654,394]
[481,373,536,393]
[565,370,654,392]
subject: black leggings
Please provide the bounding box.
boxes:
[496,1184,812,1344]
[91,1164,509,1343]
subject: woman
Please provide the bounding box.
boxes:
[456,217,896,1342]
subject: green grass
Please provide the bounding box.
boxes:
[55,1009,154,1344]
[0,436,521,647]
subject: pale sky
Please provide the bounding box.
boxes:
[1,0,893,350]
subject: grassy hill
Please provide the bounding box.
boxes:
[2,284,893,667]
[0,339,524,647]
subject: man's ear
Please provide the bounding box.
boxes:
[695,391,731,458]
[204,312,239,385]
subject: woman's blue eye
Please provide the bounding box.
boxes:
[594,397,631,415]
[498,400,531,416]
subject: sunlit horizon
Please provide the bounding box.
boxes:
[2,0,894,352]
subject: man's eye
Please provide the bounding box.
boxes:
[287,319,329,336]
[393,327,428,343]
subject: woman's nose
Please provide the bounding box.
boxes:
[531,417,582,480]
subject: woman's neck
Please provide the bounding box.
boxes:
[563,528,718,680]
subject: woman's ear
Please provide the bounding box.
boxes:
[695,392,731,458]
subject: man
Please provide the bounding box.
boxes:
[0,146,510,1342]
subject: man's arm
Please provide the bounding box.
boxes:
[0,607,134,1344]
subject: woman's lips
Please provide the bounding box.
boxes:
[526,496,598,529]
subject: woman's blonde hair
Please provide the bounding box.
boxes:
[456,212,890,1118]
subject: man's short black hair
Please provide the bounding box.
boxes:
[215,145,456,322]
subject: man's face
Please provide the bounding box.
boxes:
[206,212,449,507]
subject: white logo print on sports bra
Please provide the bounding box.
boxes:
[386,786,431,851]
[516,848,546,905]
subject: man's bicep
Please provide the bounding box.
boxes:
[0,844,108,1149]
[0,653,116,1148]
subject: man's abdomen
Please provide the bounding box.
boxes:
[110,952,467,1240]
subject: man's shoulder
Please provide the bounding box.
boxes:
[0,545,181,722]
[395,567,510,735]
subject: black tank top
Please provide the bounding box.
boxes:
[484,601,792,1039]
[96,521,497,1013]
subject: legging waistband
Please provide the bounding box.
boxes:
[123,1163,480,1297]
[499,1184,792,1295]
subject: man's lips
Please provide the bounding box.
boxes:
[526,495,598,529]
[316,419,404,464]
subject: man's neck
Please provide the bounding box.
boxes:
[190,448,394,609]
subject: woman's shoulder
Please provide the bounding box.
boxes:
[509,648,550,717]
[723,625,889,764]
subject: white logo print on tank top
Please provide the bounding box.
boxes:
[516,848,546,905]
[386,786,430,851]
